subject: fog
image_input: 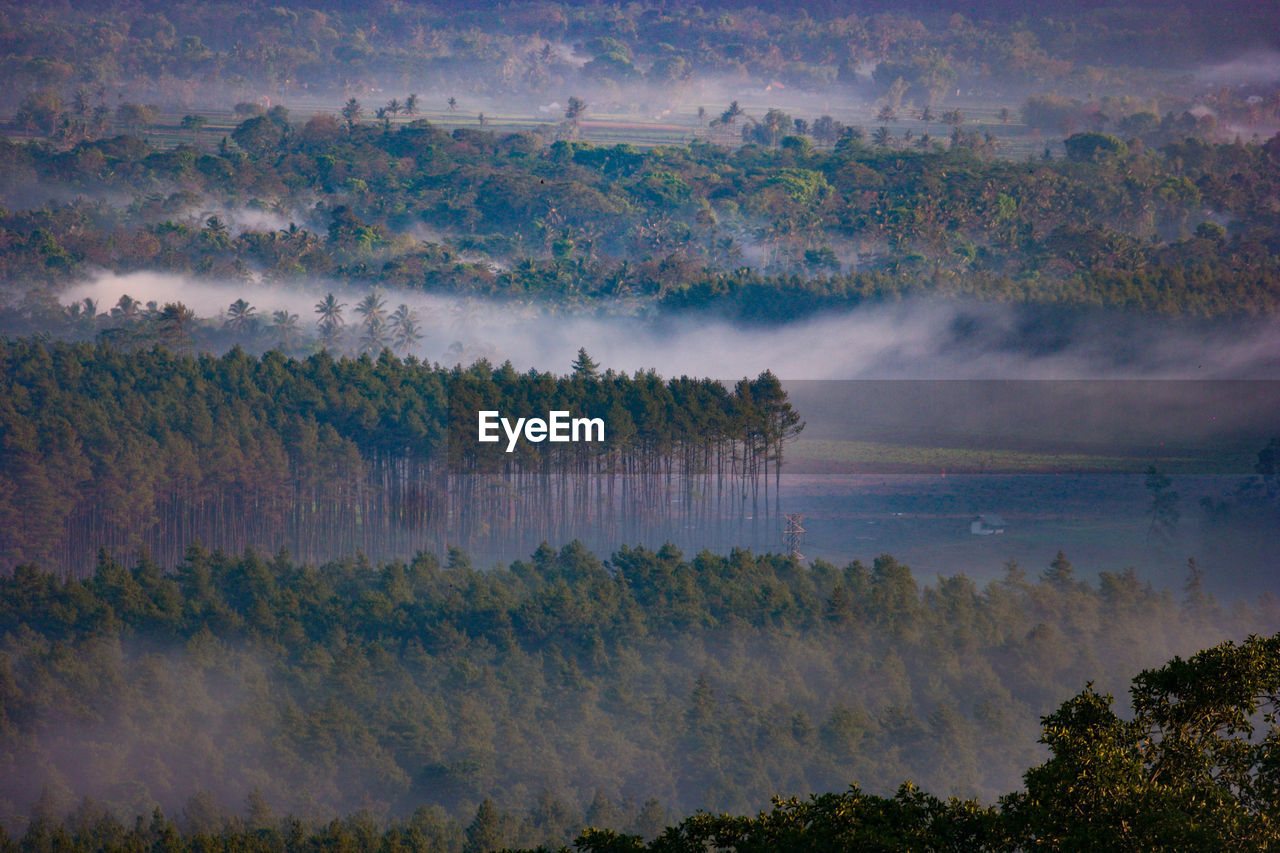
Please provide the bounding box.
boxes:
[58,271,1280,380]
[192,204,301,236]
[1196,50,1280,86]
[51,270,1280,591]
[11,575,1270,835]
[10,4,1280,841]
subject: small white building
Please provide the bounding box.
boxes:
[971,514,1006,535]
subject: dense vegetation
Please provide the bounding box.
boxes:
[1,543,1276,849]
[5,3,1279,850]
[6,122,1280,330]
[6,0,1277,110]
[0,340,801,571]
[4,2,1280,335]
[4,0,1280,339]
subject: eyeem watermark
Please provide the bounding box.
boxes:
[478,410,606,452]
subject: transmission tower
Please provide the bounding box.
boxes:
[783,513,806,561]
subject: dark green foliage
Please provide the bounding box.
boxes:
[0,340,795,571]
[2,0,1276,119]
[1,541,1272,834]
[641,784,1004,852]
[1063,132,1128,162]
[8,632,1280,850]
[1004,634,1280,851]
[4,112,1280,321]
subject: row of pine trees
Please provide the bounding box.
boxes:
[0,341,802,573]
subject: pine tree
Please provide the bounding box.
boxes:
[571,348,599,379]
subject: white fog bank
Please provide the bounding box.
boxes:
[59,271,1280,380]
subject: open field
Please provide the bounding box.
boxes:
[2,97,1049,156]
[775,471,1255,590]
[758,380,1280,591]
[789,437,1185,474]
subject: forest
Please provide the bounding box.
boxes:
[2,541,1278,850]
[0,340,802,572]
[5,116,1280,333]
[4,0,1280,850]
[2,0,1280,342]
[3,0,1277,115]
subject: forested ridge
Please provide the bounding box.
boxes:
[6,122,1280,326]
[1,543,1276,849]
[0,339,800,572]
[5,0,1275,111]
[5,0,1280,339]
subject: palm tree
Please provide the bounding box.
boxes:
[449,298,480,334]
[405,94,418,116]
[355,290,387,329]
[386,98,401,117]
[447,96,457,112]
[388,304,422,352]
[279,222,311,246]
[359,315,389,354]
[756,108,791,146]
[112,294,140,320]
[225,298,256,333]
[66,298,99,333]
[157,302,197,350]
[315,292,346,344]
[203,215,230,247]
[341,97,362,129]
[271,310,299,349]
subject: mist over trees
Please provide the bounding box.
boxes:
[4,117,1280,330]
[4,1,1280,849]
[2,0,1277,114]
[3,539,1277,847]
[3,1,1280,333]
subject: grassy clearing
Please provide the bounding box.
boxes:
[788,437,1220,474]
[115,99,1046,153]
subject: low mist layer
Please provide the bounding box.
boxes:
[57,272,1280,380]
[5,544,1275,832]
